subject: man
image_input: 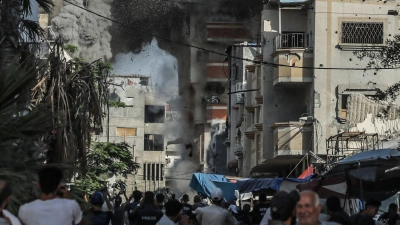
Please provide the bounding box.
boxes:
[378,203,400,225]
[125,190,142,225]
[196,188,236,225]
[235,204,252,225]
[296,190,339,225]
[130,191,163,225]
[192,195,205,211]
[252,193,271,224]
[111,196,125,225]
[156,199,189,225]
[18,166,84,225]
[86,191,114,225]
[181,194,192,216]
[350,199,381,225]
[268,190,300,225]
[0,179,20,225]
[156,193,166,213]
[326,196,352,225]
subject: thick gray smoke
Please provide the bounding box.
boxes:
[51,0,112,61]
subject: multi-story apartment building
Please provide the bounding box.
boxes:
[179,1,261,176]
[95,75,178,192]
[228,0,400,177]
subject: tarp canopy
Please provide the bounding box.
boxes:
[189,173,234,201]
[298,149,400,201]
[237,177,311,193]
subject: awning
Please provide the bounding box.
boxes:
[189,173,235,201]
[268,0,312,6]
[236,177,311,193]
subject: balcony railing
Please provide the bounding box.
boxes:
[274,33,306,50]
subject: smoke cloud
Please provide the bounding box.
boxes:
[51,0,113,61]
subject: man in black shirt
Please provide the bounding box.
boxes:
[326,196,352,225]
[130,191,163,225]
[350,199,381,225]
[251,193,270,224]
[125,190,142,225]
[378,203,400,225]
[181,194,192,216]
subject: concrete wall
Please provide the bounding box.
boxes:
[313,0,400,154]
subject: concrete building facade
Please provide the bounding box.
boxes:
[228,0,400,177]
[95,75,178,193]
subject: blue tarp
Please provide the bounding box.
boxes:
[236,177,312,193]
[335,149,400,164]
[211,181,237,202]
[189,173,230,199]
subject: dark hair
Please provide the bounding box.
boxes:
[194,195,201,203]
[326,196,341,212]
[365,199,381,209]
[0,180,11,206]
[156,193,165,203]
[389,203,398,212]
[243,204,251,212]
[270,191,300,222]
[165,199,183,217]
[259,193,267,202]
[133,190,142,201]
[38,167,63,194]
[143,191,155,206]
[182,194,189,202]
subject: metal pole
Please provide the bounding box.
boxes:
[107,89,110,143]
[278,2,282,35]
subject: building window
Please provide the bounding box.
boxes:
[116,127,137,136]
[341,22,383,44]
[145,105,165,123]
[144,134,164,151]
[143,163,164,181]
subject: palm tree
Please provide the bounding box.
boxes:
[0,0,53,77]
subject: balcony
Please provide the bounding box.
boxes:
[271,122,313,157]
[272,33,313,87]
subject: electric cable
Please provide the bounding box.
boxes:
[63,0,400,71]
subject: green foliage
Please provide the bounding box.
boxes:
[74,142,139,195]
[108,101,126,108]
[64,44,79,54]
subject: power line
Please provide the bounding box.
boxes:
[63,0,400,71]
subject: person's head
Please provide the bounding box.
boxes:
[38,166,63,195]
[0,179,11,210]
[156,193,165,204]
[143,191,155,206]
[270,190,300,224]
[165,199,183,222]
[182,194,189,203]
[388,203,398,213]
[193,195,201,203]
[188,213,199,225]
[363,199,381,217]
[114,195,122,207]
[296,191,321,225]
[326,196,341,215]
[259,193,267,203]
[133,190,142,201]
[243,204,251,213]
[90,191,105,208]
[210,188,223,205]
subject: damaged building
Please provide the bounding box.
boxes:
[226,0,400,178]
[95,74,180,192]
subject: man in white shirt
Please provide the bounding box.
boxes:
[0,179,21,225]
[196,188,236,225]
[156,199,188,225]
[18,167,84,225]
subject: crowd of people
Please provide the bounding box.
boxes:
[0,166,399,225]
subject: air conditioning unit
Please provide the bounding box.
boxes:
[236,93,245,104]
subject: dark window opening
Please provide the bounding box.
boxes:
[144,134,164,151]
[145,105,165,123]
